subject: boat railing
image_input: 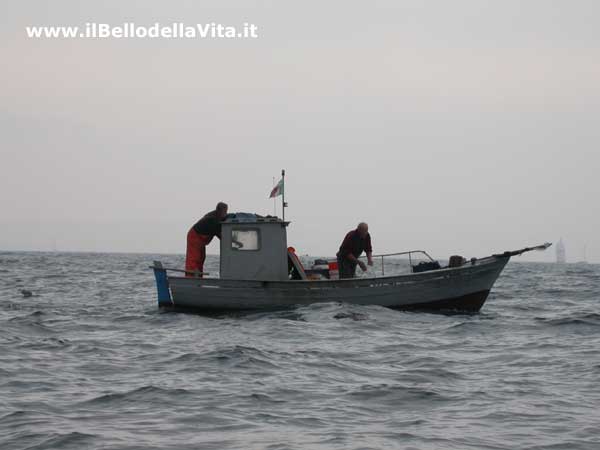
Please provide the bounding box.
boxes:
[150,250,437,279]
[149,261,209,277]
[357,250,436,276]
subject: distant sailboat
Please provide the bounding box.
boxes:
[556,238,566,264]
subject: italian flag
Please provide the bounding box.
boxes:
[269,178,284,198]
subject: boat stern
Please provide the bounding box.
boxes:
[151,261,173,307]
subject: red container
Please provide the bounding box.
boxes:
[328,261,339,280]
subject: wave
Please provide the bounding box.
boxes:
[16,431,97,450]
[535,313,600,327]
[79,385,191,406]
[333,311,369,321]
[7,311,56,334]
[18,337,71,350]
[165,345,281,371]
[347,383,452,403]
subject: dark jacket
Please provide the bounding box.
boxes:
[192,210,223,239]
[337,229,373,259]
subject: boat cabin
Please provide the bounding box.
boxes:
[220,213,292,281]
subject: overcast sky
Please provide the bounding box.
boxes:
[1,1,598,262]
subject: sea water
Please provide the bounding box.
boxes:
[1,252,599,450]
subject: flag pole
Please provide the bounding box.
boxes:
[272,176,276,216]
[281,169,286,222]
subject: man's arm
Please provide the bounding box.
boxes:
[215,216,224,239]
[346,253,367,271]
[365,234,373,266]
[345,253,358,263]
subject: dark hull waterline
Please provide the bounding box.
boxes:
[159,288,492,316]
[389,289,491,312]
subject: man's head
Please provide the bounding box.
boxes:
[216,202,229,220]
[357,222,369,238]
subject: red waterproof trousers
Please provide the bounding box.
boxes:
[185,228,213,277]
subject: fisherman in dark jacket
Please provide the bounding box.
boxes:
[336,222,374,279]
[185,202,228,277]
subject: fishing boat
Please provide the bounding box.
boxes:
[151,213,551,313]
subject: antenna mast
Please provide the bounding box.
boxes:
[281,169,287,222]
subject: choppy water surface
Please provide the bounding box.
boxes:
[1,252,599,450]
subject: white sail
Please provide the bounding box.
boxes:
[556,238,566,264]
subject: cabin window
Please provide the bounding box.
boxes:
[231,229,260,251]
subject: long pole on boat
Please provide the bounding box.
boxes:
[282,169,286,222]
[273,176,277,216]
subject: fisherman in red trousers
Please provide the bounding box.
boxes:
[185,202,228,277]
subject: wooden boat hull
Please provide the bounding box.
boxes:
[160,256,509,313]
